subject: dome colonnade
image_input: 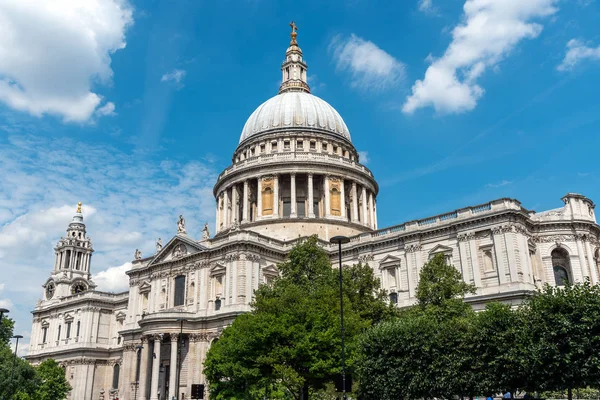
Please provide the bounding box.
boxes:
[213,24,378,241]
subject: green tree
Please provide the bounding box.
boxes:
[204,236,392,399]
[471,302,529,398]
[416,253,476,309]
[33,359,71,400]
[357,251,478,399]
[523,281,600,400]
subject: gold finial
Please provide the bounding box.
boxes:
[289,21,298,45]
[77,202,82,213]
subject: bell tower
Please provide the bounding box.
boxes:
[43,202,96,300]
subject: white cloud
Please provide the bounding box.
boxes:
[96,102,117,117]
[0,283,4,291]
[0,0,133,122]
[403,0,558,114]
[486,179,513,188]
[0,133,218,340]
[0,298,13,309]
[419,0,437,14]
[330,34,405,92]
[161,69,187,86]
[93,262,132,293]
[358,151,370,164]
[557,39,600,71]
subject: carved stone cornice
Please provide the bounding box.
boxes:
[123,343,137,352]
[533,234,577,243]
[224,253,240,262]
[457,232,475,242]
[405,244,422,253]
[492,225,513,235]
[189,333,209,342]
[357,254,374,263]
[247,254,261,262]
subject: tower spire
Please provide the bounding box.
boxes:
[279,21,310,94]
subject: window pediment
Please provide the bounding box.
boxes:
[139,281,152,293]
[210,263,226,277]
[262,264,279,278]
[379,255,401,269]
[428,244,453,255]
[115,311,126,322]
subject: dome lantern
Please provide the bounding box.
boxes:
[279,21,310,94]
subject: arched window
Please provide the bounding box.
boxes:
[552,248,571,286]
[112,364,120,389]
[174,275,186,307]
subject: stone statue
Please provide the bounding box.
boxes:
[202,223,210,240]
[135,249,142,260]
[156,238,162,252]
[231,219,240,231]
[177,215,186,234]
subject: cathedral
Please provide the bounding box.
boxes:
[26,26,600,400]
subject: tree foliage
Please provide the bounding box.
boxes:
[0,317,71,400]
[358,253,600,400]
[204,235,393,399]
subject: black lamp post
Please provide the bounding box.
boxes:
[134,344,143,400]
[9,334,24,396]
[0,307,9,322]
[176,318,185,400]
[330,235,350,400]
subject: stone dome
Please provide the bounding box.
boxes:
[239,91,352,143]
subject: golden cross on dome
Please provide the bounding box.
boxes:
[77,202,82,213]
[289,21,298,45]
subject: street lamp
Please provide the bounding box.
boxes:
[176,318,186,400]
[134,344,143,400]
[0,307,9,322]
[330,235,350,400]
[9,334,24,396]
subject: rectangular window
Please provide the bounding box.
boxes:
[174,275,186,307]
[271,141,278,152]
[66,322,72,339]
[322,143,328,151]
[310,141,316,150]
[297,140,303,150]
[297,200,306,217]
[284,141,290,150]
[42,327,48,344]
[282,198,291,217]
[313,202,320,218]
[260,144,265,153]
[76,321,80,338]
[333,145,338,154]
[57,325,61,341]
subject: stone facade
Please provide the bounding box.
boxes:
[27,28,600,400]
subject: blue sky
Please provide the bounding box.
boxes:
[1,0,600,353]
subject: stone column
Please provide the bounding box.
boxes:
[368,192,375,228]
[168,334,178,400]
[150,334,162,400]
[361,186,368,226]
[223,189,230,229]
[351,182,358,222]
[290,173,297,218]
[215,198,220,233]
[324,176,331,217]
[585,240,599,285]
[138,336,150,400]
[576,238,588,283]
[242,180,249,223]
[273,175,280,217]
[373,199,378,229]
[257,178,263,219]
[307,173,315,218]
[340,178,346,219]
[231,184,238,224]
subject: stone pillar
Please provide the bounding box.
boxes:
[368,192,375,228]
[138,337,150,400]
[576,238,588,283]
[273,175,280,217]
[361,186,368,226]
[373,199,378,229]
[324,176,330,217]
[257,178,263,219]
[231,184,238,224]
[340,178,346,219]
[492,228,508,285]
[351,182,358,222]
[585,240,599,285]
[290,173,297,218]
[215,197,220,233]
[242,180,249,223]
[150,334,162,400]
[307,173,315,218]
[223,189,230,229]
[168,334,178,400]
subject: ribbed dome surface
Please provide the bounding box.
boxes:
[239,92,351,143]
